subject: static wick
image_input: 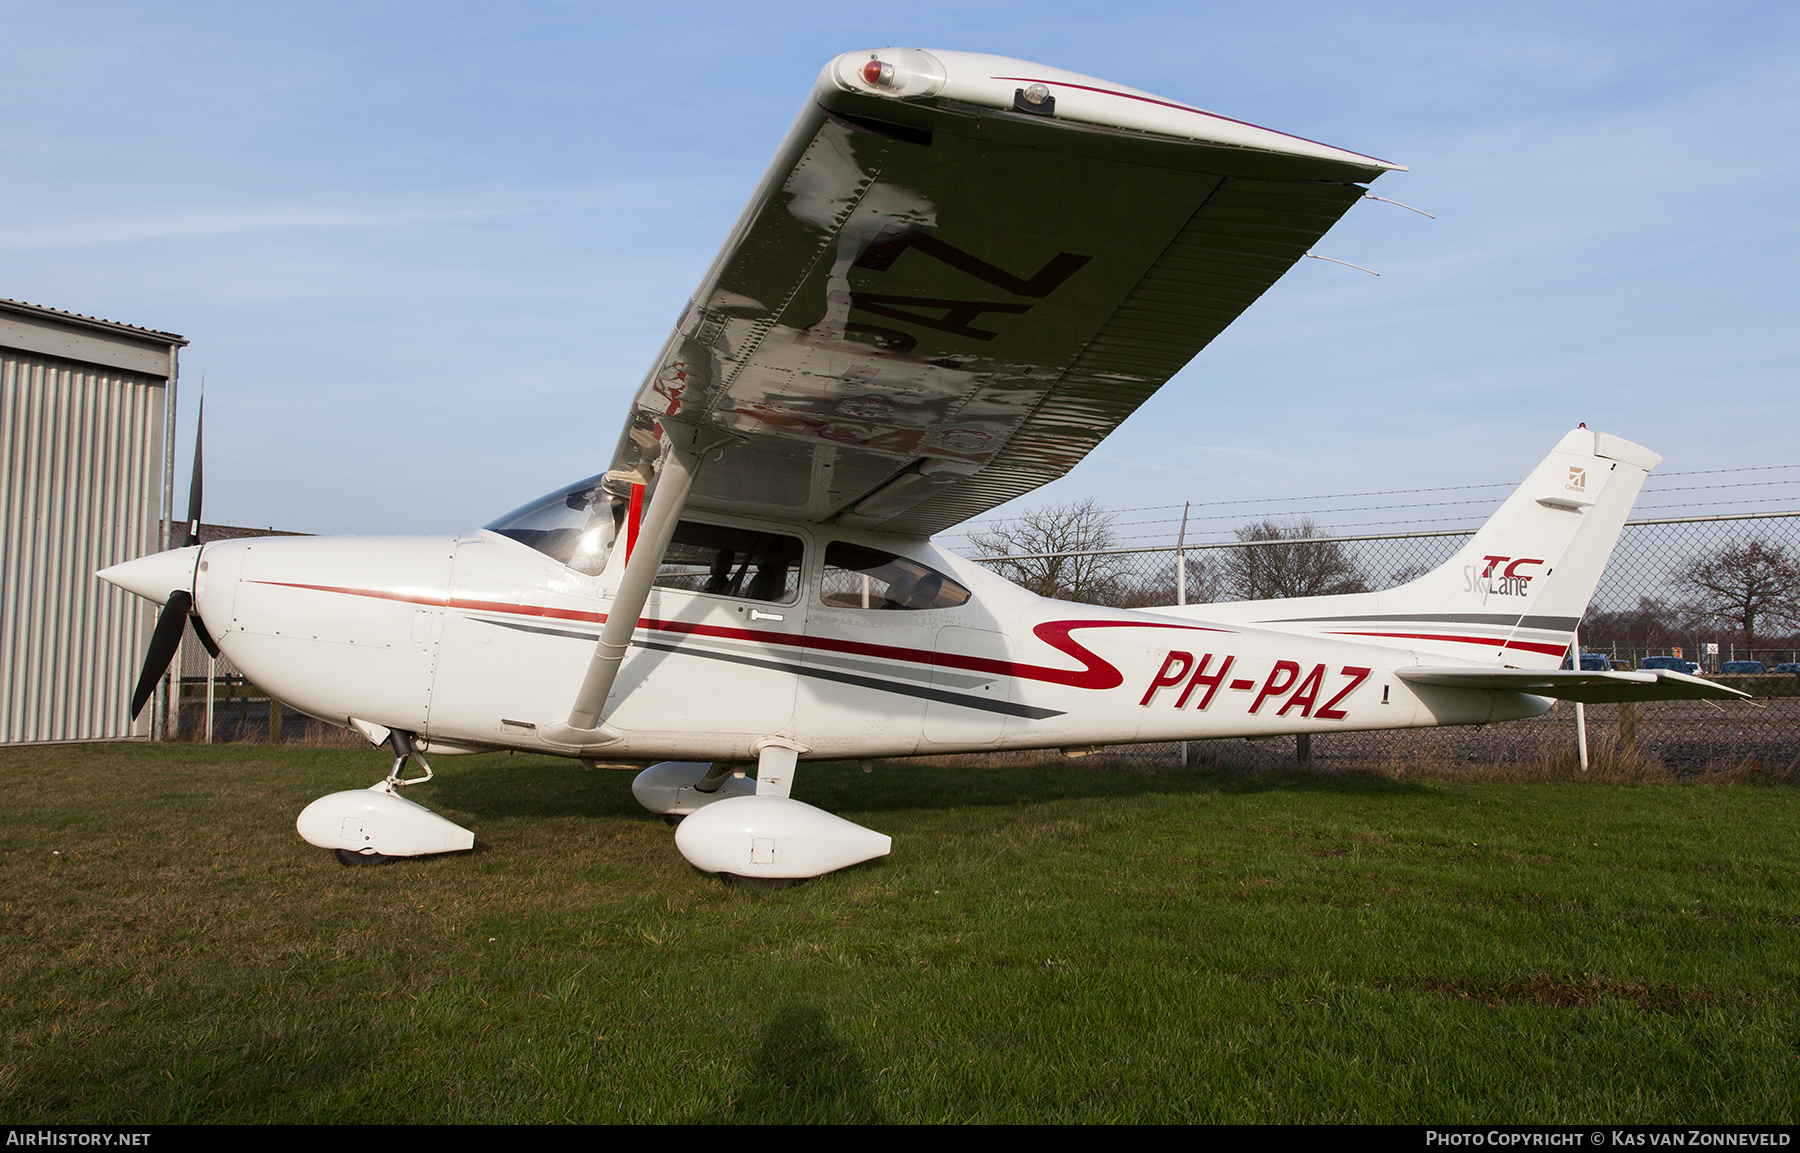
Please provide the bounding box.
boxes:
[1304,252,1380,277]
[1362,193,1436,219]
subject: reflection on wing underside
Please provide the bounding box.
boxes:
[473,616,1062,720]
[620,82,1385,534]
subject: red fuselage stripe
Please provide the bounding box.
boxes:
[1327,630,1569,657]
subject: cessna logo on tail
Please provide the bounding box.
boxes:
[1464,555,1545,600]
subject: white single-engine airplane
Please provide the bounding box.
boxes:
[99,49,1745,883]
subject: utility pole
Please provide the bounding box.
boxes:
[153,344,179,741]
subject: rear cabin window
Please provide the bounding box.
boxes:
[653,521,804,604]
[819,542,971,611]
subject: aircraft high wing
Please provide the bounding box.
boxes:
[608,48,1402,535]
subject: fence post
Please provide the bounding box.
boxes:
[269,698,283,744]
[1296,733,1311,766]
[1177,501,1189,770]
[1617,701,1637,760]
[1572,628,1589,771]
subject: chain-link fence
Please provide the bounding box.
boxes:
[966,510,1800,770]
[172,642,360,746]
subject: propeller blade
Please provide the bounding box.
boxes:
[131,590,194,719]
[190,609,221,659]
[182,396,203,548]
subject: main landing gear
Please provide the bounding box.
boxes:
[296,730,475,864]
[633,741,890,886]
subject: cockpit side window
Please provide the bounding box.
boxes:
[819,542,971,611]
[485,473,620,575]
[654,521,804,605]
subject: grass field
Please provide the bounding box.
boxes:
[2,742,1797,1123]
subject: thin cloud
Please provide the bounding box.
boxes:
[1091,452,1237,478]
[1175,445,1313,467]
[0,181,693,249]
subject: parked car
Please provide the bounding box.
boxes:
[1720,661,1768,675]
[1775,663,1800,675]
[1561,652,1615,671]
[1638,655,1700,674]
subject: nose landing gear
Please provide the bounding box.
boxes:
[296,730,475,864]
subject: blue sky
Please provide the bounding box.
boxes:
[4,1,1796,540]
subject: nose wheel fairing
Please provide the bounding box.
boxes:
[295,781,475,860]
[295,732,474,861]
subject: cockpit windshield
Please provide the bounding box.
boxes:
[485,473,620,574]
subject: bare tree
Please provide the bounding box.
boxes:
[1580,596,1682,655]
[968,498,1135,604]
[1672,539,1800,653]
[1387,562,1434,587]
[1221,518,1369,601]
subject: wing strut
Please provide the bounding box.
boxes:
[541,420,734,748]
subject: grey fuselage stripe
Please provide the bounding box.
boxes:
[1266,612,1580,631]
[633,640,1064,720]
[474,616,1063,720]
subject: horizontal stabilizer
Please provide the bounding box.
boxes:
[1397,667,1750,704]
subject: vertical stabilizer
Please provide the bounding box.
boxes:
[1156,428,1660,668]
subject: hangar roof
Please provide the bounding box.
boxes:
[0,297,186,379]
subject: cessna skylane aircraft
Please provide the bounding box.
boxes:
[98,48,1744,882]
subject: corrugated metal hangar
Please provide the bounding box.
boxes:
[1,298,185,745]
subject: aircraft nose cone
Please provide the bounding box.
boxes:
[96,545,202,605]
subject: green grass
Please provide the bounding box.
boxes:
[2,742,1797,1123]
